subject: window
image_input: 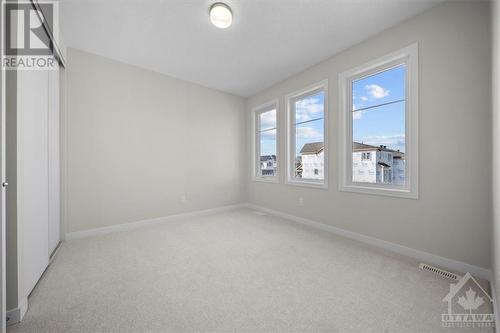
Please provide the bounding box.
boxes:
[339,44,418,198]
[286,80,328,188]
[253,100,278,182]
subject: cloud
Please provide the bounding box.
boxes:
[365,84,390,99]
[361,96,368,101]
[295,96,324,122]
[352,111,364,120]
[361,134,405,140]
[296,126,323,140]
[358,134,405,151]
[260,128,276,139]
[259,109,276,130]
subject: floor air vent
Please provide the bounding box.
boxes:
[419,263,460,280]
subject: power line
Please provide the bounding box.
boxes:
[352,99,405,113]
[259,127,277,133]
[295,117,324,126]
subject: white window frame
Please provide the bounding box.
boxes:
[286,80,329,189]
[252,99,279,183]
[339,43,418,199]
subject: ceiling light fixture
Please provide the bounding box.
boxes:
[209,3,232,29]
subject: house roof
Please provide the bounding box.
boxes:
[353,142,405,156]
[298,141,405,156]
[260,155,276,162]
[300,142,324,155]
[393,151,405,159]
[352,142,378,151]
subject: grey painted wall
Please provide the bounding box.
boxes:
[64,48,247,233]
[492,0,500,302]
[61,2,492,271]
[247,1,491,269]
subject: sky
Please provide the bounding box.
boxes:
[352,64,406,152]
[259,109,277,156]
[258,64,406,157]
[294,91,324,156]
[258,91,325,157]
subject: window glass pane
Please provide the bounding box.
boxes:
[258,109,277,177]
[294,91,325,180]
[352,64,406,111]
[260,109,276,131]
[352,65,406,185]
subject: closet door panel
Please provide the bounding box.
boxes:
[48,64,60,255]
[18,69,50,296]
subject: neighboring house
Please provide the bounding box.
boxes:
[352,142,405,185]
[297,141,405,184]
[392,151,405,185]
[300,142,324,179]
[260,155,277,176]
[295,156,303,178]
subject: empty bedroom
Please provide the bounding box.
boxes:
[1,0,500,332]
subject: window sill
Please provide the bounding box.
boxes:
[340,183,418,199]
[285,179,328,190]
[252,176,279,184]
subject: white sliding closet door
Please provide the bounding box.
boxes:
[17,69,50,296]
[48,64,60,255]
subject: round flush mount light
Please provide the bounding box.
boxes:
[209,3,233,29]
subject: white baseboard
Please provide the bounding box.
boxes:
[65,204,245,240]
[244,203,492,281]
[6,297,28,326]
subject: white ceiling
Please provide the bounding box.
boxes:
[60,0,443,97]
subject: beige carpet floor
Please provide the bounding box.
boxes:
[7,208,494,332]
